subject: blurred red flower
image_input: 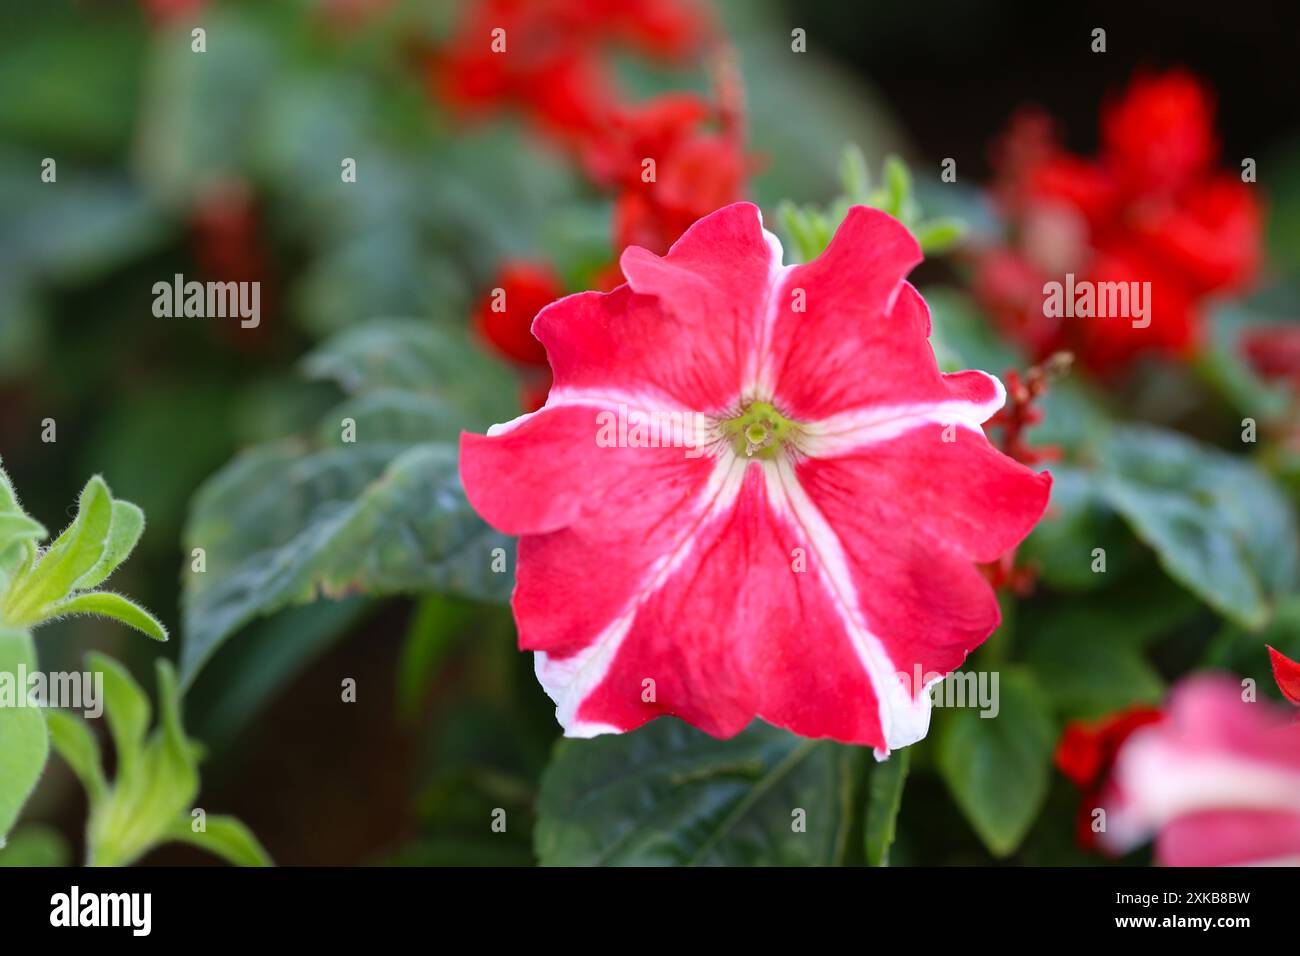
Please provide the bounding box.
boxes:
[1242,324,1300,385]
[473,260,561,368]
[430,0,709,147]
[1100,677,1300,866]
[441,0,748,406]
[1055,705,1164,850]
[612,123,749,256]
[977,69,1262,374]
[473,260,564,410]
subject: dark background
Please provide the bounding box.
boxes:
[789,0,1300,174]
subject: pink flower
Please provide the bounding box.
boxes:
[1100,676,1300,866]
[460,203,1051,751]
[1054,705,1163,851]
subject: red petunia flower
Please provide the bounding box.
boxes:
[460,203,1051,750]
[1055,705,1164,850]
[1269,645,1300,706]
[977,69,1262,374]
[1100,677,1300,866]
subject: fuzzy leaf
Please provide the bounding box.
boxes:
[164,814,272,867]
[87,661,200,867]
[73,500,144,591]
[55,591,168,642]
[87,652,150,780]
[46,709,108,804]
[15,475,112,614]
[0,627,47,845]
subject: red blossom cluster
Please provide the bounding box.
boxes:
[976,69,1262,374]
[431,0,709,146]
[434,0,750,408]
[1054,705,1165,850]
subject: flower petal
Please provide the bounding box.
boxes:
[1157,810,1300,867]
[534,464,896,745]
[460,403,703,536]
[1101,676,1300,861]
[615,201,785,410]
[764,207,923,419]
[1268,644,1300,706]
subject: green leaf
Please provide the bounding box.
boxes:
[46,709,107,805]
[164,814,272,867]
[0,824,70,866]
[1019,465,1137,591]
[536,719,858,866]
[1025,635,1164,721]
[54,653,266,867]
[936,669,1055,857]
[397,595,475,719]
[181,320,519,684]
[838,144,870,202]
[880,154,912,218]
[0,514,45,552]
[0,627,47,844]
[912,217,966,253]
[5,475,112,620]
[136,11,278,203]
[87,652,150,780]
[301,320,513,415]
[73,500,144,592]
[87,661,201,867]
[864,747,910,866]
[1096,426,1300,629]
[0,469,166,643]
[54,591,168,642]
[1021,572,1200,654]
[182,442,511,684]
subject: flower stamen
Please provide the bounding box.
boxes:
[723,400,801,460]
